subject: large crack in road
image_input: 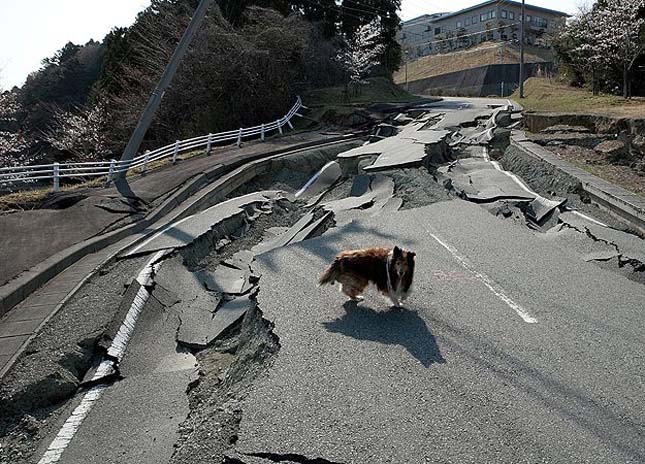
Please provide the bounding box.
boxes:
[2,97,644,464]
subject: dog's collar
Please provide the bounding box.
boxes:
[386,250,394,297]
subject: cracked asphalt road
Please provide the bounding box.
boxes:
[9,97,645,464]
[234,200,645,464]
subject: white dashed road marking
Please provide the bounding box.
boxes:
[428,231,538,324]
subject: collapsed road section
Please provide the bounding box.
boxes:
[1,97,644,464]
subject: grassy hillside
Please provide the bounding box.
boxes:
[394,42,552,84]
[512,78,645,117]
[303,77,420,106]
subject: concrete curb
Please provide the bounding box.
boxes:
[0,135,362,317]
[510,130,645,234]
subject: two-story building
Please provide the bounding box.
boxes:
[398,12,450,59]
[399,0,568,58]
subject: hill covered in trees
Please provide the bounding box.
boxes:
[0,0,402,168]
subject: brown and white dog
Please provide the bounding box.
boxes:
[318,246,416,307]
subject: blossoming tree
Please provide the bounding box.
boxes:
[336,19,385,98]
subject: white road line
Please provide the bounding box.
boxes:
[565,209,608,228]
[428,232,538,324]
[487,159,610,228]
[295,161,335,198]
[481,146,490,162]
[489,160,537,196]
[38,251,167,464]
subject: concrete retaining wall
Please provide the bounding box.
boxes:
[407,63,552,97]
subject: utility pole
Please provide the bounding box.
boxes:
[405,49,409,92]
[519,0,526,98]
[116,0,214,178]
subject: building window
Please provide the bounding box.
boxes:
[472,15,477,24]
[435,27,441,35]
[479,11,496,22]
[456,20,462,28]
[526,15,532,22]
[425,24,432,31]
[401,33,407,39]
[465,17,470,26]
[509,11,515,20]
[501,10,507,19]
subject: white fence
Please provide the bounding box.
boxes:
[0,97,304,191]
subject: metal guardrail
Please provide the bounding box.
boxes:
[0,97,305,191]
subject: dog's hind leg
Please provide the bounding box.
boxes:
[340,284,363,301]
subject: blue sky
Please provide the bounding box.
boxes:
[0,0,584,89]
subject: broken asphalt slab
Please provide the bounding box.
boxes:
[154,256,257,350]
[177,292,257,350]
[322,175,395,226]
[295,161,342,199]
[336,128,450,172]
[252,212,316,255]
[123,191,283,257]
[437,158,536,203]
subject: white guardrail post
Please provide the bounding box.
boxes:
[142,150,150,175]
[173,140,180,164]
[277,120,283,135]
[107,159,116,184]
[237,128,243,147]
[53,162,60,192]
[261,124,265,142]
[287,118,294,130]
[205,133,212,156]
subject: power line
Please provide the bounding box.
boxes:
[406,21,521,47]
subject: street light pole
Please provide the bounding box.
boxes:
[116,0,214,178]
[519,0,526,98]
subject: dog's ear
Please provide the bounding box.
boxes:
[408,251,416,260]
[393,246,401,256]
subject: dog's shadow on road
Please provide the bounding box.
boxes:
[323,302,446,368]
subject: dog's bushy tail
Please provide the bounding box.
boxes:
[318,260,340,286]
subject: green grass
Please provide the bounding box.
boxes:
[512,77,645,117]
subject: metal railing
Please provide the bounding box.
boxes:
[0,97,305,191]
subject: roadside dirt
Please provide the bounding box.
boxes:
[547,145,645,196]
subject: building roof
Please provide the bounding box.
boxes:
[430,0,569,22]
[402,12,450,26]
